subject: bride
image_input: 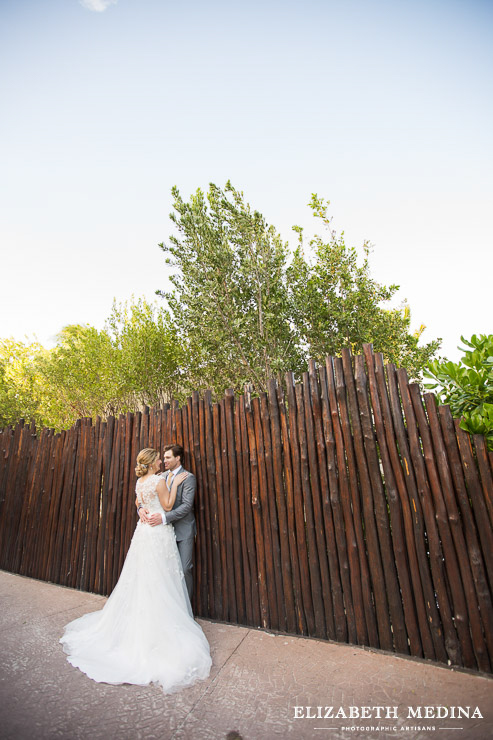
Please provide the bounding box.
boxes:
[60,448,212,693]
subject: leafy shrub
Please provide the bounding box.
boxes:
[424,334,493,449]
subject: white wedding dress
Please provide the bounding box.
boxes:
[60,474,211,693]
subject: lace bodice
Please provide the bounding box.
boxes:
[136,474,165,514]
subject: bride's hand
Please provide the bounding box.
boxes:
[172,471,189,488]
[139,507,150,523]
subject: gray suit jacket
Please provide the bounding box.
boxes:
[163,468,196,541]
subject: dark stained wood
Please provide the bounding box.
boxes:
[260,393,286,631]
[127,411,141,554]
[295,381,326,639]
[455,420,493,590]
[275,383,307,635]
[0,428,15,525]
[252,396,281,631]
[204,393,221,619]
[112,416,127,590]
[32,431,56,581]
[341,355,392,651]
[386,364,447,663]
[43,430,68,585]
[175,402,183,449]
[238,394,261,627]
[397,370,464,667]
[118,413,133,574]
[355,354,408,654]
[22,429,51,579]
[324,358,362,645]
[234,394,253,625]
[64,422,82,588]
[339,349,380,649]
[374,355,437,657]
[140,405,150,450]
[267,379,296,634]
[9,426,34,571]
[225,389,246,624]
[106,415,122,592]
[88,421,104,592]
[81,420,96,587]
[474,435,493,532]
[424,394,492,671]
[0,427,14,563]
[306,362,341,642]
[336,353,386,647]
[190,394,203,614]
[245,397,270,628]
[220,399,237,623]
[365,349,424,659]
[212,402,229,621]
[199,395,214,618]
[184,399,201,613]
[74,421,91,590]
[53,422,80,587]
[409,384,478,669]
[19,428,46,575]
[284,372,316,635]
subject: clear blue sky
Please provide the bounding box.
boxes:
[1,0,492,361]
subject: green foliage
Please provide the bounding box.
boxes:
[158,182,305,396]
[0,298,182,432]
[38,324,117,426]
[424,334,493,449]
[0,338,52,428]
[159,185,440,396]
[106,297,183,408]
[288,195,440,379]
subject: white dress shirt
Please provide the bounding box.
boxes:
[160,465,182,525]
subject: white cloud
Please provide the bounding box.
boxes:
[80,0,118,12]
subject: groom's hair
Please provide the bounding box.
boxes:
[164,443,184,463]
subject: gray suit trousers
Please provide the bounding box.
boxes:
[177,536,194,602]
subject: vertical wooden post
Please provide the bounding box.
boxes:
[284,372,316,636]
[397,369,464,666]
[267,379,296,634]
[339,349,379,649]
[386,364,447,663]
[245,396,270,628]
[363,347,422,659]
[225,389,246,624]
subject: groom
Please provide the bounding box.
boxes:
[138,443,196,601]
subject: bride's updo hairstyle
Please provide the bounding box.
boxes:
[135,448,159,478]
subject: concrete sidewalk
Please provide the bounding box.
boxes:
[0,570,491,740]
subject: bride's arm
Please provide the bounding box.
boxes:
[157,471,189,511]
[135,494,150,523]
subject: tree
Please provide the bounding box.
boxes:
[159,184,440,395]
[0,298,183,431]
[424,334,493,449]
[0,338,51,428]
[158,182,304,396]
[105,297,184,408]
[37,324,117,426]
[287,195,440,379]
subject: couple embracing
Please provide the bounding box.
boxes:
[60,444,211,694]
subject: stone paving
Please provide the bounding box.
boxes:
[0,570,492,740]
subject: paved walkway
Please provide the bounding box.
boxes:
[0,570,491,740]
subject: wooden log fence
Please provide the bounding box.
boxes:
[0,345,492,673]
